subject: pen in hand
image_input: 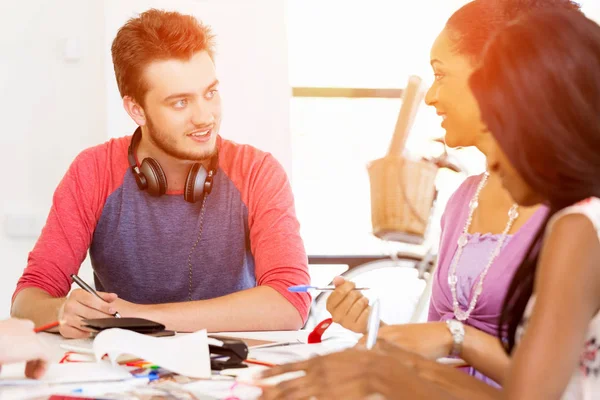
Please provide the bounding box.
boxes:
[70,274,121,318]
[288,285,370,293]
[365,298,381,350]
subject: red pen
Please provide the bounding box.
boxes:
[34,320,61,333]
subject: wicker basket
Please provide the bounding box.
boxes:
[368,156,438,244]
[368,75,439,244]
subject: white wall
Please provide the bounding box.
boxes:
[0,0,291,318]
[583,1,600,23]
[0,0,107,318]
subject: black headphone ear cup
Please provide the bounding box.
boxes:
[184,163,208,203]
[140,158,167,196]
[184,164,199,203]
[204,174,213,195]
[133,170,148,190]
[128,127,147,190]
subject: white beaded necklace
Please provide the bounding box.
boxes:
[448,172,519,321]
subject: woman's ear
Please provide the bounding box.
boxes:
[475,125,496,157]
[478,120,492,136]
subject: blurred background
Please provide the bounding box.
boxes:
[1,0,599,319]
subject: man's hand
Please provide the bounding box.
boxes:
[326,276,370,333]
[0,318,49,379]
[58,289,119,338]
[357,322,454,360]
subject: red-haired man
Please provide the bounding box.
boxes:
[11,9,310,338]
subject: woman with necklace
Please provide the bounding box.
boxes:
[325,0,579,386]
[260,8,600,399]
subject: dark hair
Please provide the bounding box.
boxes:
[469,9,600,352]
[446,0,580,62]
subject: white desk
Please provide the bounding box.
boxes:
[1,328,359,400]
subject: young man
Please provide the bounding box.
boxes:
[11,9,310,338]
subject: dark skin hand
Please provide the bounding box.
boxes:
[258,339,466,400]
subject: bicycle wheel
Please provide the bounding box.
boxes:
[305,254,436,330]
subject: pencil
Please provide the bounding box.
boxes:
[34,320,61,333]
[245,358,276,368]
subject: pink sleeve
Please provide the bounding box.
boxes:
[244,154,311,323]
[12,146,114,302]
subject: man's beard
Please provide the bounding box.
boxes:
[145,115,216,162]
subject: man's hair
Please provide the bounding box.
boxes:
[111,8,216,104]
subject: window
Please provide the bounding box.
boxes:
[286,1,483,256]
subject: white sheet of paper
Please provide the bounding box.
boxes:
[185,378,262,400]
[235,367,305,388]
[0,361,132,385]
[248,337,355,365]
[59,337,94,354]
[93,328,212,378]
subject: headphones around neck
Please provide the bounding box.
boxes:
[127,127,218,203]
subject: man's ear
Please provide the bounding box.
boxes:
[123,96,146,126]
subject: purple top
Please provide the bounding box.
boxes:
[429,174,548,383]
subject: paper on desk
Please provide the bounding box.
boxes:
[248,337,356,365]
[234,366,305,388]
[185,378,261,400]
[93,328,212,378]
[0,361,132,385]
